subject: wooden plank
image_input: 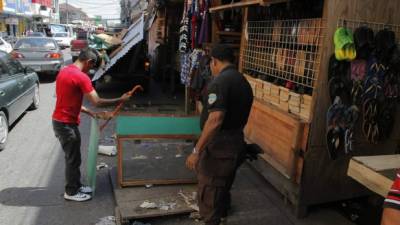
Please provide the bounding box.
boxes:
[352,155,400,171]
[347,158,395,197]
[110,168,197,221]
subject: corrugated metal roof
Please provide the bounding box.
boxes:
[92,14,144,81]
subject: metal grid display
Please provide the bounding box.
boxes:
[242,19,326,89]
[337,19,400,43]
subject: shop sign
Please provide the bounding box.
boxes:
[17,0,33,15]
[31,0,52,8]
[3,0,17,13]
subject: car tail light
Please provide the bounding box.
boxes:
[45,53,62,59]
[11,51,24,59]
[144,61,150,72]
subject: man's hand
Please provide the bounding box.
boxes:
[94,111,113,120]
[186,153,199,171]
[120,92,131,102]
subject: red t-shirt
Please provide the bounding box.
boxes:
[52,64,94,124]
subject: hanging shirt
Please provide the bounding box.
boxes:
[180,53,192,86]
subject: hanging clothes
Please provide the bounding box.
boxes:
[180,52,192,86]
[198,0,210,45]
[179,0,190,53]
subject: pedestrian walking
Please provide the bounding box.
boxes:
[186,44,254,225]
[52,48,130,202]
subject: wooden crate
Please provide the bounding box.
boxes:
[263,81,272,96]
[271,84,280,97]
[279,101,289,112]
[279,87,290,102]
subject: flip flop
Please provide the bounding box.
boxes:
[344,128,354,154]
[351,59,367,81]
[353,26,374,60]
[329,77,351,105]
[351,80,364,106]
[375,29,396,65]
[334,27,356,61]
[326,97,346,159]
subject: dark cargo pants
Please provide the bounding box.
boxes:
[197,131,245,225]
[52,120,82,195]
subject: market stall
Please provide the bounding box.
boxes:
[204,0,400,217]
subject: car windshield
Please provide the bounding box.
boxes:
[15,38,56,50]
[27,32,44,37]
[54,33,68,37]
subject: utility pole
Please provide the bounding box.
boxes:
[66,0,69,24]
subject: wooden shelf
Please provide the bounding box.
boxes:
[209,0,288,13]
[217,31,242,36]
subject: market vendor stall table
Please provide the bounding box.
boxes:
[347,155,400,197]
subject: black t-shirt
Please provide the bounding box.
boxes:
[200,65,254,130]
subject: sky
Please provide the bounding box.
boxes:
[59,0,121,19]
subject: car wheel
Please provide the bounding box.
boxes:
[29,84,40,110]
[0,112,8,150]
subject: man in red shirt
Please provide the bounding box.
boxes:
[52,48,130,202]
[381,171,400,225]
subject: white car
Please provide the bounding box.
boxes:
[52,32,73,49]
[0,38,12,53]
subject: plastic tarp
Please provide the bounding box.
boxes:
[92,14,145,81]
[86,118,100,195]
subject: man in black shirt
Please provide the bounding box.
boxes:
[186,45,253,225]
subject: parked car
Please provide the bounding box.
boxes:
[71,31,89,62]
[12,37,64,75]
[0,37,12,53]
[52,32,73,49]
[26,32,46,37]
[0,51,40,150]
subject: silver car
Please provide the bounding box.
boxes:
[12,37,64,75]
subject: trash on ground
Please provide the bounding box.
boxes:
[98,145,117,156]
[145,184,153,188]
[158,201,177,211]
[155,156,163,159]
[140,200,157,209]
[178,190,199,211]
[189,211,202,220]
[97,162,109,170]
[95,216,116,225]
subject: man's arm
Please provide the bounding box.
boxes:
[81,106,95,117]
[186,111,225,170]
[84,90,130,107]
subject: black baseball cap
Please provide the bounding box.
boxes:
[211,44,235,63]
